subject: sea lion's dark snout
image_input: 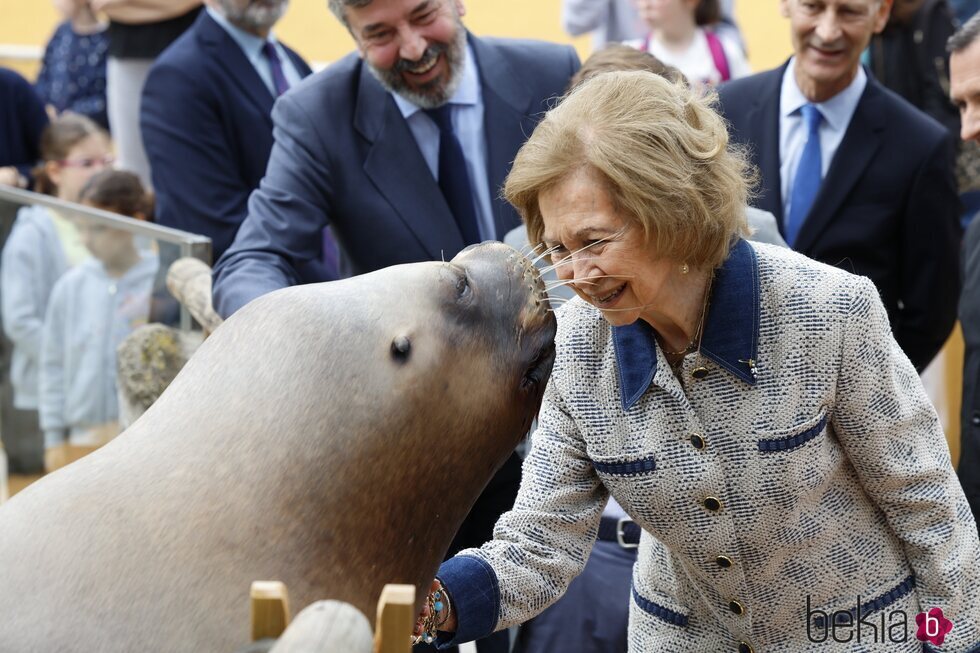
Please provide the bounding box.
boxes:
[450,242,557,389]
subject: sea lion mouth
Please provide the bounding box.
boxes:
[521,340,556,391]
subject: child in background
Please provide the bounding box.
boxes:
[627,0,749,88]
[39,170,157,471]
[35,0,109,130]
[1,114,111,420]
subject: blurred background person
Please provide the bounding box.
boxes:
[626,0,750,87]
[561,0,743,50]
[39,169,156,472]
[0,67,49,190]
[141,0,337,275]
[35,0,110,130]
[0,114,111,473]
[89,0,201,186]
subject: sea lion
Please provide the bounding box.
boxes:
[0,241,556,653]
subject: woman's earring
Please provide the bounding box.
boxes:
[680,262,689,275]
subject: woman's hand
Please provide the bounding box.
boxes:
[413,579,457,643]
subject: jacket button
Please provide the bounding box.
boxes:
[738,642,754,653]
[690,433,706,450]
[973,412,980,427]
[703,496,722,512]
[729,599,745,615]
[716,555,733,569]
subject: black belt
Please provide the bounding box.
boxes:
[597,515,640,548]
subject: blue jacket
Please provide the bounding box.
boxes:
[0,206,70,410]
[39,252,157,446]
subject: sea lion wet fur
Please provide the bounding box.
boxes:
[0,242,556,652]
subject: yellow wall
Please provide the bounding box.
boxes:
[2,0,791,79]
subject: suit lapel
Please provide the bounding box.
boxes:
[470,35,535,239]
[793,78,885,253]
[199,12,274,126]
[746,66,786,225]
[354,63,464,259]
[284,46,312,79]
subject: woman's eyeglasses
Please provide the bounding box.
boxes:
[57,155,115,169]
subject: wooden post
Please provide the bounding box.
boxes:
[374,584,415,653]
[251,580,291,642]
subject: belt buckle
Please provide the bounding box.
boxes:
[616,516,638,549]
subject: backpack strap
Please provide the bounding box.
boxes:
[705,29,731,82]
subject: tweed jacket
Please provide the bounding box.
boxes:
[438,240,980,652]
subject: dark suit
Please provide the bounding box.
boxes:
[718,63,961,370]
[140,10,313,262]
[959,217,980,527]
[211,34,580,316]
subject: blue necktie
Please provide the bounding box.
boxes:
[262,42,290,97]
[786,103,823,247]
[424,105,481,246]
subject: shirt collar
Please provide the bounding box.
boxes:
[779,56,866,132]
[392,42,480,119]
[612,238,760,411]
[206,6,278,65]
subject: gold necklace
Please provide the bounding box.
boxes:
[662,273,713,359]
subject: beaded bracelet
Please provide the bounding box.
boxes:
[412,583,453,645]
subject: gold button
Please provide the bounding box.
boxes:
[738,642,754,653]
[729,599,745,615]
[716,555,733,569]
[703,496,722,512]
[692,366,710,379]
[690,433,706,450]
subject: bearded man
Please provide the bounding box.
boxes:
[211,0,579,315]
[209,5,576,651]
[142,0,337,278]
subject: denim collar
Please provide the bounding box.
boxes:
[612,239,760,411]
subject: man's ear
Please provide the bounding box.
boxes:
[873,0,895,34]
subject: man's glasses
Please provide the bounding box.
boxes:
[58,155,115,169]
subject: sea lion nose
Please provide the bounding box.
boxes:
[511,251,549,319]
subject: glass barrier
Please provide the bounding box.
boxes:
[0,185,211,481]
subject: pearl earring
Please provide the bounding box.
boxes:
[680,262,689,275]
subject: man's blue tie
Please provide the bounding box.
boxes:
[424,105,481,246]
[786,103,823,247]
[262,42,290,97]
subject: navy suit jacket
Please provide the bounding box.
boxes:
[141,10,313,261]
[0,67,48,182]
[717,63,961,370]
[212,35,580,317]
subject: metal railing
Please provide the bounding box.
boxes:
[0,185,212,330]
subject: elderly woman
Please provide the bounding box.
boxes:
[414,70,980,652]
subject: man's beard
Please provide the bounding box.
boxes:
[365,18,467,109]
[218,0,288,33]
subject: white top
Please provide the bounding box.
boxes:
[778,57,866,222]
[626,27,750,88]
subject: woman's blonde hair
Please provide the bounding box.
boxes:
[505,70,753,270]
